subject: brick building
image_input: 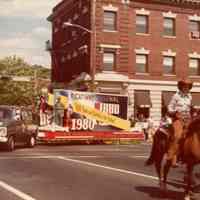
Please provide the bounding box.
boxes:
[47,0,200,122]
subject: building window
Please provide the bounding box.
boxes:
[103,49,116,71]
[134,90,151,119]
[135,54,148,73]
[136,15,148,34]
[163,18,175,36]
[163,56,175,74]
[189,21,200,39]
[189,58,200,76]
[103,11,116,31]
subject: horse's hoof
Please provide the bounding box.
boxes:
[184,191,194,200]
[160,182,167,192]
[184,194,191,200]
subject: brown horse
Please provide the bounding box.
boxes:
[145,127,170,186]
[147,117,200,200]
[181,117,200,200]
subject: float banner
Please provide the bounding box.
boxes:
[72,100,130,131]
[53,90,130,131]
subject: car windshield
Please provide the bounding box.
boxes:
[0,108,12,120]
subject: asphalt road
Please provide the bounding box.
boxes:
[0,142,200,200]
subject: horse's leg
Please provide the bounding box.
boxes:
[184,164,194,200]
[154,153,164,186]
[145,133,158,166]
[160,159,172,191]
[153,134,168,186]
[155,142,167,186]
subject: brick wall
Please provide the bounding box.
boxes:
[50,0,200,84]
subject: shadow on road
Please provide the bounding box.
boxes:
[170,177,200,193]
[135,185,184,199]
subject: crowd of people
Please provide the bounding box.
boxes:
[129,113,156,141]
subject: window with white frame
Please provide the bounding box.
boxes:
[189,21,200,39]
[163,56,175,74]
[163,18,175,36]
[135,54,148,73]
[103,49,116,71]
[136,15,148,34]
[103,11,117,31]
[189,58,200,76]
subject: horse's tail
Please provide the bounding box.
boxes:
[145,129,168,166]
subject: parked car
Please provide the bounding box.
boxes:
[0,106,38,151]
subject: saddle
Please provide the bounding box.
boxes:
[158,123,173,138]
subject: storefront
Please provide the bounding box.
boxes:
[134,90,151,119]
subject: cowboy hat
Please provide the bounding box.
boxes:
[177,78,193,90]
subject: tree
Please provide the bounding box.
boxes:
[0,56,50,106]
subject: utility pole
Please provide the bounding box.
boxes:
[91,0,96,92]
[34,69,38,97]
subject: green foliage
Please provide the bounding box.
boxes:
[0,56,50,78]
[0,55,50,106]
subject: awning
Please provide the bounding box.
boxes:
[192,92,200,108]
[134,91,151,108]
[162,91,176,107]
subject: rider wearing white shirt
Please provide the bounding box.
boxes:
[168,90,192,123]
[145,78,193,167]
[166,79,193,167]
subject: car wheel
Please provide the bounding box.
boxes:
[27,136,36,148]
[6,136,15,151]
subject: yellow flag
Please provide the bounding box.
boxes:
[47,93,68,109]
[47,93,54,106]
[72,100,130,131]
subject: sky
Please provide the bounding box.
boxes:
[0,0,62,68]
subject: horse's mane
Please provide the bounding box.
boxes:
[187,117,200,136]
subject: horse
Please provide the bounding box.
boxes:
[145,126,170,186]
[146,117,200,200]
[181,117,200,200]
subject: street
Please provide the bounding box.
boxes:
[0,143,200,200]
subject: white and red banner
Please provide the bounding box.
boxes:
[52,90,130,131]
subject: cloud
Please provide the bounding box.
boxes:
[0,50,51,67]
[0,37,37,49]
[32,27,51,37]
[0,0,61,67]
[0,0,61,18]
[0,35,51,67]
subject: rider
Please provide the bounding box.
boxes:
[145,78,193,166]
[166,78,193,167]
